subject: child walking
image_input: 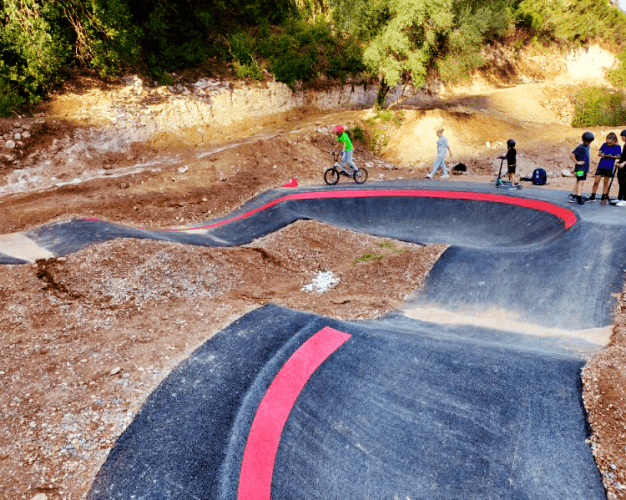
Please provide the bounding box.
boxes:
[334,124,359,174]
[568,131,595,205]
[588,132,621,205]
[426,128,452,179]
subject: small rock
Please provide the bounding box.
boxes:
[201,197,208,202]
[57,257,67,262]
[561,169,572,177]
[14,132,21,140]
[110,367,121,376]
[5,140,15,149]
[486,142,491,148]
[30,494,48,500]
[178,165,189,174]
[22,131,30,139]
[611,463,617,471]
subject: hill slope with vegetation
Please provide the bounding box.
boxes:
[2,0,626,118]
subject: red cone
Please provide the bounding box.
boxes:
[281,177,298,187]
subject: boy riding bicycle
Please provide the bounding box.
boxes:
[334,124,359,174]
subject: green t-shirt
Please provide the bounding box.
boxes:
[337,132,353,151]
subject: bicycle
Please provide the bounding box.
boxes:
[324,151,368,185]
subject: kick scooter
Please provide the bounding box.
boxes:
[494,156,522,190]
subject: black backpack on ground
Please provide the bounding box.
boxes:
[532,168,547,185]
[452,163,467,173]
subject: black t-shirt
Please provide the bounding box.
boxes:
[506,148,517,166]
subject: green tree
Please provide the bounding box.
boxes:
[437,0,511,82]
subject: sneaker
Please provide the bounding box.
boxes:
[616,201,626,207]
[426,173,433,179]
[508,186,517,190]
[577,197,585,205]
[442,174,449,179]
[568,194,577,203]
[588,194,596,202]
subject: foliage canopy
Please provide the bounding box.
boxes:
[1,0,626,116]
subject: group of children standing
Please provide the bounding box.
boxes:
[568,130,626,206]
[426,127,626,205]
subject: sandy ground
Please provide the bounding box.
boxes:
[2,73,626,499]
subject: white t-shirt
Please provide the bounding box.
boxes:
[437,136,449,156]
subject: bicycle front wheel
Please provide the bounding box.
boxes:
[353,167,368,184]
[324,168,340,185]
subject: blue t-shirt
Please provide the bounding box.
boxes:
[572,144,590,172]
[597,143,622,170]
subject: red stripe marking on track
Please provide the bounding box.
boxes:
[81,189,577,231]
[237,326,351,500]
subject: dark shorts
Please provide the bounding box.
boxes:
[595,168,613,178]
[575,170,587,181]
[507,164,516,174]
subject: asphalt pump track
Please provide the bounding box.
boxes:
[3,181,625,499]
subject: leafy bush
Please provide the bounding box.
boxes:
[234,62,264,80]
[258,18,364,88]
[609,48,626,89]
[0,90,26,118]
[571,86,626,127]
[351,125,366,142]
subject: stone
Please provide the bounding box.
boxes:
[22,131,30,139]
[5,140,15,149]
[14,133,21,140]
[561,169,572,177]
[30,494,48,500]
[110,367,121,375]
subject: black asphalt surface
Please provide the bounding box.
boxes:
[5,180,621,499]
[89,306,604,500]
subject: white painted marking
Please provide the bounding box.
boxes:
[402,305,612,347]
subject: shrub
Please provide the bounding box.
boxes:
[257,18,364,88]
[234,62,264,80]
[609,48,626,89]
[351,125,366,142]
[0,90,26,118]
[571,86,626,127]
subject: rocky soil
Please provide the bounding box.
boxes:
[2,43,626,499]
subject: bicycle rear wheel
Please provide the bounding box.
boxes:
[324,168,340,185]
[353,167,368,184]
